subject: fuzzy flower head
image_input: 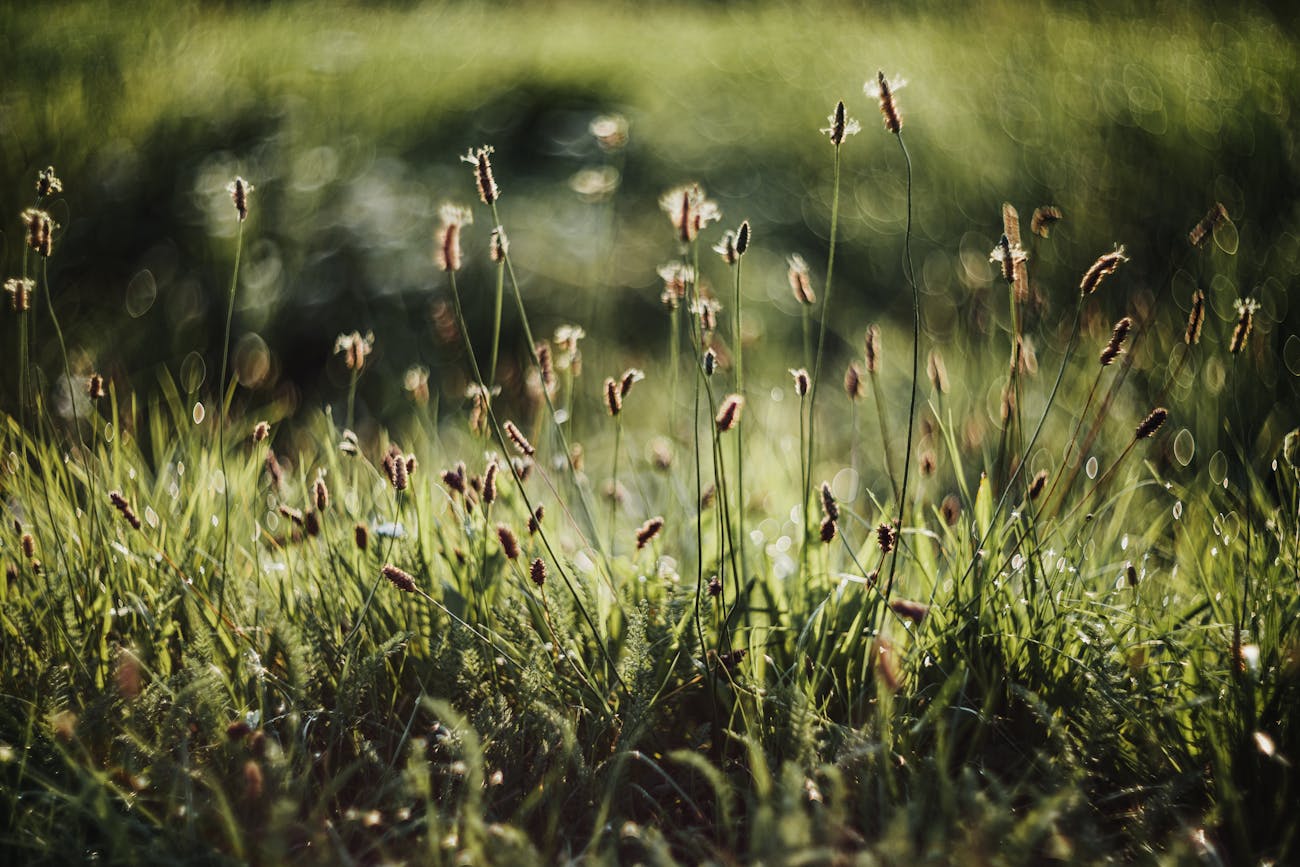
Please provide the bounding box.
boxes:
[659,184,721,244]
[989,235,1028,285]
[590,114,629,150]
[227,177,253,222]
[865,72,906,134]
[821,100,861,146]
[36,167,63,199]
[461,145,499,205]
[658,262,694,309]
[788,254,815,305]
[335,330,375,372]
[404,366,430,403]
[435,204,473,272]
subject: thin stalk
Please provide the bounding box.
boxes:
[731,259,748,591]
[217,221,245,617]
[883,133,921,599]
[609,416,622,561]
[488,258,506,386]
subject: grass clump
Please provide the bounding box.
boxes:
[2,61,1299,867]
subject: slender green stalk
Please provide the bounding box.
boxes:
[609,416,621,561]
[217,221,245,617]
[488,258,506,387]
[731,259,748,587]
[804,146,842,570]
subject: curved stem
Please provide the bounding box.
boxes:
[217,221,244,617]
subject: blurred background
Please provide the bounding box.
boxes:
[3,0,1299,447]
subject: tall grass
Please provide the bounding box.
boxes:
[2,69,1298,867]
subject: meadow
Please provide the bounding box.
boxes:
[2,1,1299,864]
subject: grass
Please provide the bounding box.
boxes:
[3,4,1300,864]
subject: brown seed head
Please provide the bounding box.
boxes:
[844,362,863,400]
[462,145,499,205]
[304,510,321,537]
[927,350,949,393]
[1099,316,1133,366]
[482,460,499,507]
[436,204,472,272]
[920,451,936,477]
[940,494,961,526]
[864,324,881,374]
[87,373,106,401]
[527,505,544,534]
[228,177,252,222]
[736,220,751,256]
[820,482,839,522]
[870,71,902,134]
[36,166,63,199]
[441,461,467,495]
[490,226,509,263]
[277,504,304,526]
[4,277,34,312]
[714,231,738,265]
[703,348,718,376]
[787,254,815,305]
[822,99,860,146]
[790,368,810,397]
[22,208,55,257]
[889,598,929,624]
[604,377,622,416]
[819,516,837,543]
[314,477,329,511]
[635,516,665,549]
[354,523,369,551]
[1189,202,1228,247]
[109,490,142,531]
[1185,290,1206,346]
[1135,407,1169,440]
[876,522,897,553]
[251,421,270,443]
[529,557,547,587]
[707,575,723,597]
[1030,205,1062,238]
[21,533,35,559]
[1230,298,1258,354]
[536,342,556,395]
[1029,470,1048,500]
[715,394,744,432]
[620,368,644,399]
[659,184,721,244]
[496,524,520,560]
[334,331,375,372]
[503,420,536,457]
[381,564,417,593]
[1080,246,1128,295]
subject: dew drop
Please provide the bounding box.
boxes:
[145,506,159,528]
[1213,219,1239,255]
[1086,456,1099,479]
[1173,501,1184,520]
[1285,334,1300,377]
[192,402,205,425]
[1173,428,1195,466]
[180,351,206,393]
[103,422,115,443]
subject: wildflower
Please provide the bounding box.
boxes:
[436,204,472,272]
[382,443,408,491]
[657,262,693,309]
[404,366,430,403]
[251,420,270,443]
[527,505,544,534]
[713,231,739,265]
[335,331,375,372]
[736,220,751,255]
[707,575,723,597]
[554,325,585,374]
[703,348,718,376]
[940,494,961,526]
[87,373,106,401]
[482,460,499,506]
[490,226,509,262]
[1029,470,1048,500]
[820,516,837,543]
[529,557,547,587]
[788,254,815,305]
[461,145,499,205]
[496,524,520,559]
[820,482,839,522]
[604,377,622,416]
[876,522,897,553]
[864,325,881,374]
[441,462,467,495]
[228,177,252,222]
[821,100,861,146]
[844,362,863,399]
[21,208,54,258]
[355,523,369,551]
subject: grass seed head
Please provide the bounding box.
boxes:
[1029,470,1048,500]
[503,420,536,457]
[1189,202,1228,247]
[490,226,509,262]
[787,254,815,305]
[528,505,544,534]
[869,71,903,134]
[635,516,664,549]
[1135,407,1169,440]
[876,522,897,553]
[4,277,33,312]
[22,208,55,257]
[736,220,751,255]
[436,204,472,272]
[1230,297,1258,354]
[529,557,546,587]
[496,524,520,560]
[228,177,252,222]
[1185,290,1206,345]
[707,575,723,597]
[620,367,644,399]
[927,350,949,393]
[87,374,106,400]
[314,477,329,511]
[354,523,369,551]
[941,494,961,526]
[822,99,860,146]
[1031,205,1062,238]
[1080,245,1128,295]
[109,490,142,531]
[462,145,499,205]
[790,368,810,397]
[704,348,718,376]
[36,166,63,198]
[844,362,863,399]
[21,533,35,559]
[715,394,744,432]
[1099,316,1133,366]
[820,481,839,522]
[604,377,622,416]
[381,564,417,593]
[820,516,837,543]
[864,324,881,374]
[251,420,270,443]
[483,460,499,506]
